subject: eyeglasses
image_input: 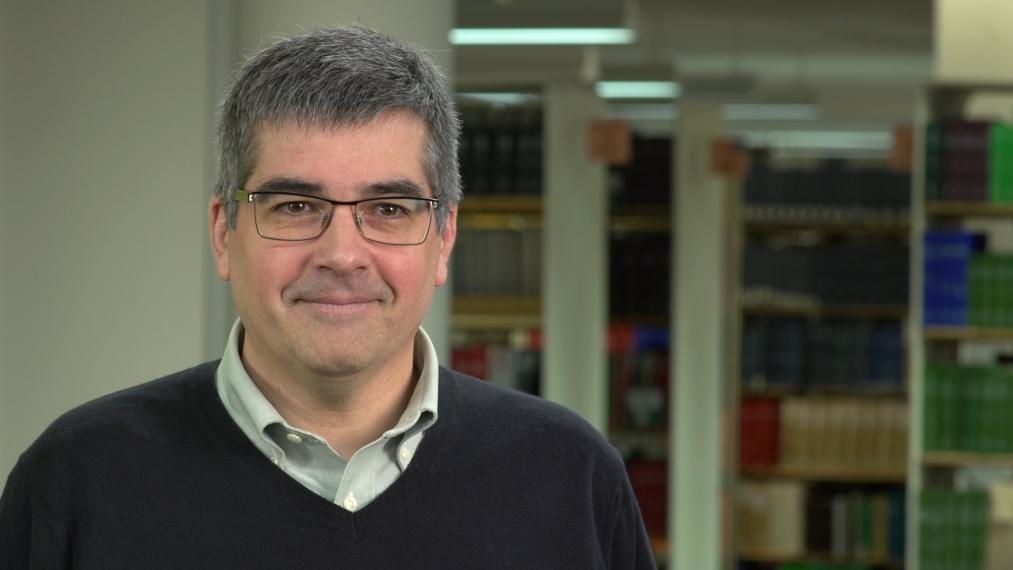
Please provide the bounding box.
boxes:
[233,189,439,246]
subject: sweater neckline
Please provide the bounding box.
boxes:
[189,362,460,536]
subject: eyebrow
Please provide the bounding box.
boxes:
[360,179,428,199]
[253,177,325,195]
[252,177,429,199]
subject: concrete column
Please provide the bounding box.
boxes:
[671,102,730,570]
[542,84,608,432]
[230,0,456,362]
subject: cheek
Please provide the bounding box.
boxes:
[233,245,306,304]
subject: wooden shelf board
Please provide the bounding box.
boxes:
[739,550,901,567]
[741,387,907,399]
[608,214,671,233]
[742,303,908,320]
[923,450,1013,468]
[452,295,541,329]
[457,212,542,230]
[924,326,1013,341]
[741,464,907,483]
[744,219,910,236]
[451,314,541,330]
[458,195,542,214]
[926,201,1013,218]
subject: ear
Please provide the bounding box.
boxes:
[434,207,457,287]
[209,196,231,281]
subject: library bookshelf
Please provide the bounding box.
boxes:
[907,82,1013,570]
[734,156,912,569]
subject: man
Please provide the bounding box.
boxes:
[0,26,653,569]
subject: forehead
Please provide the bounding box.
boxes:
[249,111,429,190]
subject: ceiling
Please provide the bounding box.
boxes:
[454,0,934,151]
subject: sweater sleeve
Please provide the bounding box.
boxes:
[0,459,70,570]
[604,476,656,570]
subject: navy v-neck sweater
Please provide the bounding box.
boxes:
[0,362,654,569]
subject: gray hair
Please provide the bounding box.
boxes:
[214,26,461,231]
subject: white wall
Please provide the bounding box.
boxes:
[1,0,213,482]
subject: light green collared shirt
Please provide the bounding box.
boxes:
[215,319,439,511]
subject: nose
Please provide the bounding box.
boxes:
[309,204,370,272]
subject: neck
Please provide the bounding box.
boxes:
[241,339,418,459]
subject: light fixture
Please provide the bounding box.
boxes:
[738,130,891,152]
[457,92,542,106]
[449,28,635,46]
[595,81,681,99]
[723,104,819,122]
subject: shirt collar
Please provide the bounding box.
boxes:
[215,319,440,450]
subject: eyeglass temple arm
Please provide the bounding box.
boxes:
[232,189,254,202]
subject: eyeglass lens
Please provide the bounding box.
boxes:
[252,194,432,244]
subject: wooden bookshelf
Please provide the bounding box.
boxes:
[922,450,1013,468]
[742,303,908,320]
[924,325,1013,342]
[926,200,1013,218]
[741,464,907,484]
[458,195,542,214]
[451,295,541,329]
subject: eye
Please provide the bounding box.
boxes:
[274,200,318,215]
[375,203,408,217]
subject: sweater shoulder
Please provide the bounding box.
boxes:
[21,361,219,465]
[440,367,624,467]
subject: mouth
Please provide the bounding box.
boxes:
[296,297,380,319]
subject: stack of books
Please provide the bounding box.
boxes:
[745,162,909,221]
[919,490,988,570]
[742,317,904,391]
[925,119,1013,202]
[453,228,541,297]
[459,107,543,196]
[805,488,906,564]
[923,363,1013,453]
[607,324,669,431]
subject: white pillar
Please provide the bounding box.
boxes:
[671,102,730,570]
[542,84,608,432]
[935,0,1013,83]
[230,0,456,361]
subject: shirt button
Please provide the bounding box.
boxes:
[343,493,358,512]
[286,432,303,444]
[399,447,412,461]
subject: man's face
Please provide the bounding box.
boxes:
[210,111,456,381]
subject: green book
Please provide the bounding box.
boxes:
[924,363,940,451]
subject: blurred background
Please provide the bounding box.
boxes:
[5,1,1013,568]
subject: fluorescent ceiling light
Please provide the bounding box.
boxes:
[609,103,819,123]
[449,28,634,46]
[739,130,891,151]
[723,104,819,121]
[458,92,541,106]
[596,81,681,99]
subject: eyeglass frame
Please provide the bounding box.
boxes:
[232,189,440,246]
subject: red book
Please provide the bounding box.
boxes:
[740,397,780,466]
